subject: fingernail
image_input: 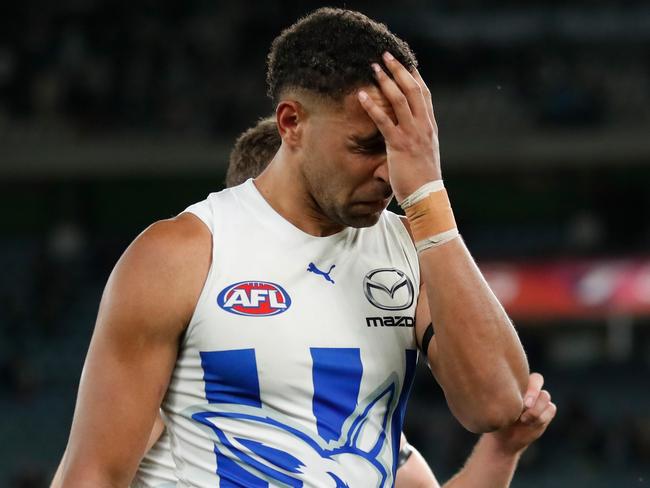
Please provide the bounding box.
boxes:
[383,51,394,61]
[525,396,534,408]
[371,63,381,74]
[358,90,368,102]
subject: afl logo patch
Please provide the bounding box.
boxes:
[217,281,292,317]
[363,268,414,311]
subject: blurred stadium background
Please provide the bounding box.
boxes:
[1,1,649,486]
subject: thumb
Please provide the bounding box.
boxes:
[523,372,544,409]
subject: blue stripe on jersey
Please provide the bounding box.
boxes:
[215,444,268,487]
[200,349,261,407]
[328,472,351,488]
[194,412,304,487]
[310,348,363,443]
[236,438,304,474]
[390,349,418,479]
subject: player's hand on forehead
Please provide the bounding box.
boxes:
[410,69,436,131]
[357,51,441,201]
[370,52,430,126]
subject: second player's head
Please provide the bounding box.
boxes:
[226,117,280,188]
[266,8,418,229]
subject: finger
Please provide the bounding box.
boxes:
[382,52,428,122]
[531,402,557,428]
[411,68,436,127]
[371,62,416,132]
[522,389,551,423]
[357,90,399,142]
[524,390,551,417]
[523,372,544,409]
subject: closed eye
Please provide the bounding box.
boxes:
[352,141,386,155]
[349,131,386,155]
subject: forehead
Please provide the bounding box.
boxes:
[316,85,395,136]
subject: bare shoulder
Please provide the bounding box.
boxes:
[101,212,212,337]
[131,211,210,259]
[118,212,211,288]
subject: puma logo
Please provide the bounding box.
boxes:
[307,262,336,284]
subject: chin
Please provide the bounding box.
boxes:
[343,210,383,229]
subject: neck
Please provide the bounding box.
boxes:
[254,146,345,237]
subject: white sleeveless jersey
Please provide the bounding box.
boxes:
[135,179,420,488]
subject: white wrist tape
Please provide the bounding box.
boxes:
[401,180,459,253]
[400,180,445,209]
[415,229,460,253]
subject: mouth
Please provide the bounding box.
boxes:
[355,196,392,211]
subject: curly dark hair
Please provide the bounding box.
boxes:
[266,7,417,104]
[226,117,280,188]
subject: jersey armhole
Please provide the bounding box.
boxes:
[177,209,217,347]
[180,206,212,234]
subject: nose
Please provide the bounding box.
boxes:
[373,155,389,185]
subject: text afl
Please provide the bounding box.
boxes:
[217,281,292,317]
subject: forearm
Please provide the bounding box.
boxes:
[443,434,520,488]
[422,238,528,431]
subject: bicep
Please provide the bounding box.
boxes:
[415,281,438,365]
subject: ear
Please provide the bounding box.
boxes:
[275,100,306,149]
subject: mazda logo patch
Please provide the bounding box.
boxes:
[363,268,414,311]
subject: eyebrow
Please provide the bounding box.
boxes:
[350,130,384,146]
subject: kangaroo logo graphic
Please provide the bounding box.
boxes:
[190,379,396,487]
[308,262,336,284]
[187,347,416,487]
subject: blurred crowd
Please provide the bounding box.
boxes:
[1,1,649,138]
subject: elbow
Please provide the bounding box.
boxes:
[58,464,132,488]
[456,393,524,434]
